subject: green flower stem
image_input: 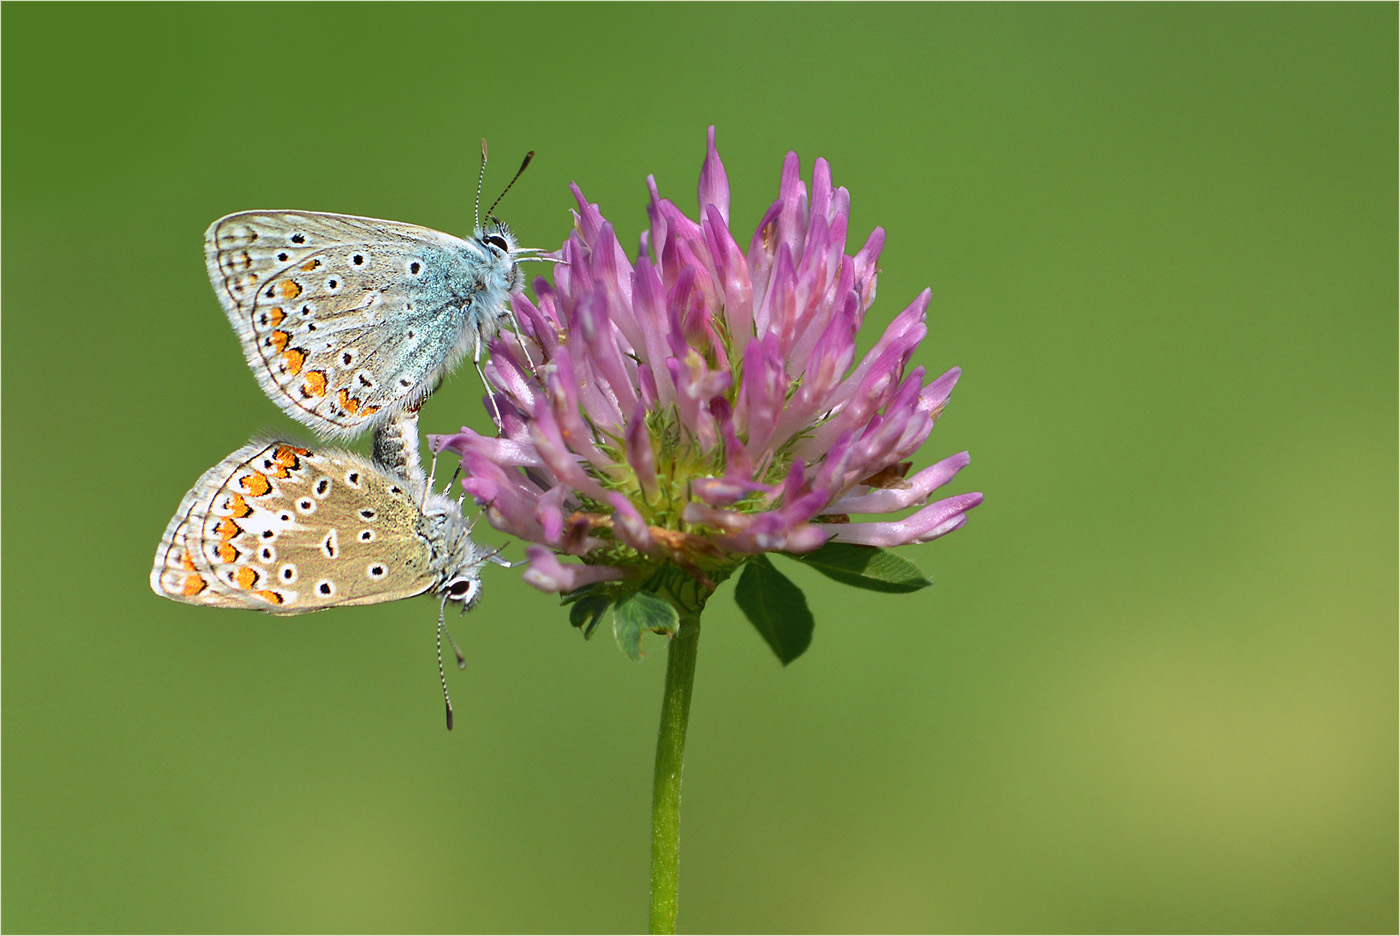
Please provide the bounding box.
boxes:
[649,612,701,934]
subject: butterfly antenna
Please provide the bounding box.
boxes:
[475,138,489,232]
[486,150,534,220]
[438,597,456,731]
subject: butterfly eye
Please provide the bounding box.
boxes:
[445,577,479,604]
[486,234,509,252]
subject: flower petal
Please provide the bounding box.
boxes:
[828,452,973,514]
[522,546,628,593]
[697,125,730,226]
[625,401,659,500]
[825,492,984,547]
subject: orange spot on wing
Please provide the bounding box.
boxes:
[303,371,327,397]
[300,259,321,272]
[269,330,290,352]
[215,518,242,540]
[337,389,360,414]
[256,589,284,605]
[361,406,380,416]
[235,567,259,589]
[181,549,197,571]
[282,348,306,376]
[277,279,303,299]
[182,574,207,596]
[266,447,309,478]
[240,472,271,496]
[216,543,240,563]
[267,306,286,326]
[224,494,252,518]
[274,445,307,467]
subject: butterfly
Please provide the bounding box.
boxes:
[150,412,496,728]
[203,147,542,438]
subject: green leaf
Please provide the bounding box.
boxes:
[789,542,932,593]
[567,593,613,638]
[734,555,814,665]
[612,591,680,662]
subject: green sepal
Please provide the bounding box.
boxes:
[564,589,614,639]
[789,542,932,593]
[734,555,814,665]
[612,591,680,662]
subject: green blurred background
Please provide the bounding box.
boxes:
[3,4,1394,933]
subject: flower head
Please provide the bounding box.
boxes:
[432,129,981,613]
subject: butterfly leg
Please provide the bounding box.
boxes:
[423,448,442,513]
[516,327,538,373]
[443,462,463,495]
[475,352,505,429]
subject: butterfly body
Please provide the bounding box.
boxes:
[151,439,485,613]
[205,211,529,439]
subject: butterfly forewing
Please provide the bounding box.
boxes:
[153,442,266,608]
[151,441,440,612]
[205,211,500,438]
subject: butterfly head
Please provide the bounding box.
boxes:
[476,218,527,294]
[423,493,487,611]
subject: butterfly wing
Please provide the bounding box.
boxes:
[205,212,500,438]
[151,441,286,609]
[151,441,440,613]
